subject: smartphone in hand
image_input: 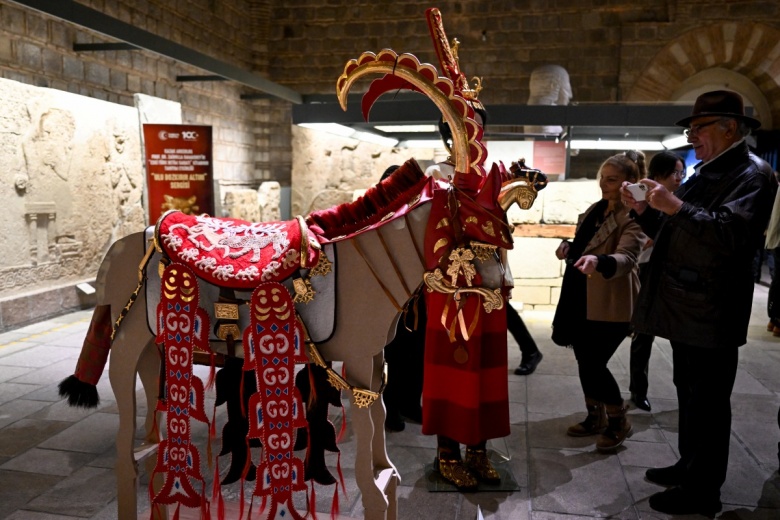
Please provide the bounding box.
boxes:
[626,183,647,201]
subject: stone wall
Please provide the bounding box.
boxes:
[2,1,777,193]
[268,1,661,104]
[222,182,282,222]
[268,1,780,107]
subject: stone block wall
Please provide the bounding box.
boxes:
[222,181,282,222]
[1,1,777,194]
[271,1,630,103]
[268,1,780,105]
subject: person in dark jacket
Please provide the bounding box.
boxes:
[622,90,775,517]
[628,151,686,412]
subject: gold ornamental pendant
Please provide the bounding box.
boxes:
[454,345,469,364]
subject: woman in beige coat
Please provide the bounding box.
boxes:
[552,151,646,452]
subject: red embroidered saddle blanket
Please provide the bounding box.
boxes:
[156,211,321,290]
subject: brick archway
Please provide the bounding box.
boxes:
[626,22,780,129]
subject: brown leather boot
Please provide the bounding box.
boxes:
[596,402,632,452]
[567,398,607,437]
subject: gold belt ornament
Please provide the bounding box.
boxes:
[112,239,157,341]
[306,330,387,409]
[292,246,332,305]
[423,268,504,314]
[214,302,241,341]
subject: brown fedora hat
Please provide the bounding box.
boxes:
[676,90,761,129]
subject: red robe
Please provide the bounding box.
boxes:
[421,287,509,446]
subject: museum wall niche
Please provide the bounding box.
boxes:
[0,77,145,319]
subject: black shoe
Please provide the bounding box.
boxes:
[631,393,651,411]
[648,487,722,517]
[514,351,543,376]
[385,409,405,432]
[645,464,684,487]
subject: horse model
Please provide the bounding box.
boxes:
[59,8,547,520]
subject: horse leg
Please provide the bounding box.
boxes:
[137,337,166,519]
[349,355,391,520]
[369,351,399,520]
[108,303,157,520]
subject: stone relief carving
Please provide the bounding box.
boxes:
[223,189,261,221]
[258,182,281,222]
[222,182,281,222]
[24,201,57,265]
[23,108,76,182]
[291,125,402,215]
[0,78,145,297]
[104,125,145,244]
[525,64,572,136]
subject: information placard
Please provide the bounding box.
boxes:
[532,141,567,177]
[143,124,214,223]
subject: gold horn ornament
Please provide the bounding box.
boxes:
[336,51,486,179]
[498,179,539,212]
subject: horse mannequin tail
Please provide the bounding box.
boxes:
[58,231,155,408]
[58,304,113,408]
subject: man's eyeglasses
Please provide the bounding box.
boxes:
[683,118,726,138]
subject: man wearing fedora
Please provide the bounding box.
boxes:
[622,90,775,516]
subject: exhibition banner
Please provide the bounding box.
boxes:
[143,124,214,223]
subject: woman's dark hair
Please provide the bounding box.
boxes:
[438,105,488,151]
[648,151,685,181]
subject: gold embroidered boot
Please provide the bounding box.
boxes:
[434,436,477,490]
[465,445,501,484]
[434,456,478,490]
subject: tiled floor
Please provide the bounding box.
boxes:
[0,285,779,519]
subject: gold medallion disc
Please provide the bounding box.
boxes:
[454,345,469,364]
